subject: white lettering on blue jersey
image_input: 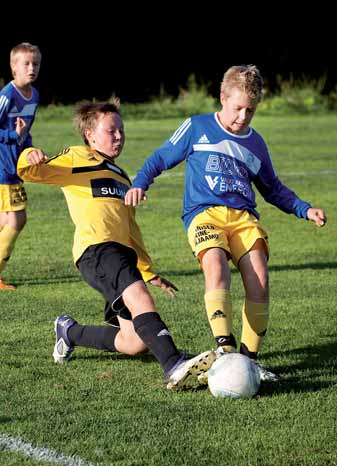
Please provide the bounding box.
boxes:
[194,139,261,175]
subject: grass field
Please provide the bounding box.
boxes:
[0,112,336,466]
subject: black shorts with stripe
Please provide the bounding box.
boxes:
[77,241,143,324]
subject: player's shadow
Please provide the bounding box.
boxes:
[258,337,337,396]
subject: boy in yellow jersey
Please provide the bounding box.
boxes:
[0,43,41,289]
[17,101,215,390]
[126,65,327,381]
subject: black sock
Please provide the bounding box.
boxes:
[240,342,257,360]
[133,312,181,373]
[68,324,119,352]
[216,333,237,348]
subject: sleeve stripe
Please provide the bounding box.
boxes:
[0,95,9,118]
[169,118,191,145]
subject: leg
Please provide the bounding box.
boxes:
[123,280,216,389]
[0,210,27,289]
[201,247,236,351]
[122,280,182,371]
[238,239,269,359]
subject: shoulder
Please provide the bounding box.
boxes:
[250,128,268,147]
[0,82,14,99]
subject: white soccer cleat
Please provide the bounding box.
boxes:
[165,350,216,390]
[254,362,280,382]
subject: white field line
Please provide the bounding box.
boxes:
[0,433,99,466]
[130,168,337,180]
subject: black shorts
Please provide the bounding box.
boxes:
[77,241,143,324]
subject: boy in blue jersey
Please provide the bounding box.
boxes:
[0,42,41,289]
[125,65,327,380]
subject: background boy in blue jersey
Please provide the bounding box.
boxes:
[0,42,41,289]
[125,65,327,380]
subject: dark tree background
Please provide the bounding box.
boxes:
[0,9,335,105]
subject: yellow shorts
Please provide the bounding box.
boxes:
[0,183,27,212]
[187,206,269,266]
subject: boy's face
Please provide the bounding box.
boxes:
[219,88,258,135]
[85,112,125,160]
[11,51,41,86]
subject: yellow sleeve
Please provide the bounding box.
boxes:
[17,147,72,186]
[128,207,157,282]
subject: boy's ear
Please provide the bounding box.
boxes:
[220,91,226,106]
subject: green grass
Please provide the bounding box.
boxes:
[0,113,336,466]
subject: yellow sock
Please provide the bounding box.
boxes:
[241,299,269,358]
[204,289,236,350]
[0,225,19,272]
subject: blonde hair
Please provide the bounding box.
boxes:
[10,42,41,64]
[220,65,263,102]
[74,99,121,145]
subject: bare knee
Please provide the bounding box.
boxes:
[115,329,147,355]
[122,339,147,356]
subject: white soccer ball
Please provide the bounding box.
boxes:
[208,353,261,399]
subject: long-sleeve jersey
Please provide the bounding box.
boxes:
[0,81,39,184]
[132,113,311,230]
[17,146,157,282]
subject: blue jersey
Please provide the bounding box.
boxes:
[132,113,311,230]
[0,81,39,184]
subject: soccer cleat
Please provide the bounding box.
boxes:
[0,277,16,290]
[254,362,280,382]
[198,346,235,385]
[53,315,77,364]
[165,350,216,390]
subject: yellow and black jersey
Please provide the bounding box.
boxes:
[17,145,157,282]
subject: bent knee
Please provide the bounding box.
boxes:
[124,340,148,356]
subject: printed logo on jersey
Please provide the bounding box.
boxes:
[193,139,261,174]
[205,175,219,190]
[205,154,253,200]
[198,134,210,143]
[91,178,128,199]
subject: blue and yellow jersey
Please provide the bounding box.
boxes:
[17,146,157,282]
[132,113,312,230]
[0,81,39,184]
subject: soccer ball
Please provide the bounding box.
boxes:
[208,353,261,399]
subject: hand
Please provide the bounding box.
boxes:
[149,275,178,298]
[15,117,27,138]
[307,208,327,227]
[125,187,147,206]
[26,148,48,165]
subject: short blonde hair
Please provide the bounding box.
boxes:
[220,65,263,102]
[74,99,121,145]
[10,42,41,64]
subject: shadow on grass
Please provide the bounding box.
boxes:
[8,274,82,287]
[7,261,337,288]
[260,337,337,396]
[167,261,337,277]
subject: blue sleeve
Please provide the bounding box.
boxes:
[0,97,19,144]
[132,119,191,190]
[254,144,311,219]
[0,129,19,144]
